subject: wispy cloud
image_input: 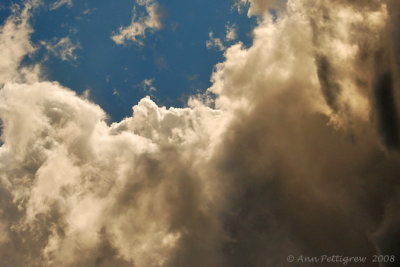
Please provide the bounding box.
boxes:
[41,36,81,62]
[0,2,39,85]
[225,23,237,41]
[206,31,226,51]
[141,78,157,93]
[111,0,162,45]
[50,0,72,11]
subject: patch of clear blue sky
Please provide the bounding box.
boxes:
[1,0,259,122]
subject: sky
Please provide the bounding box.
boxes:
[1,0,257,121]
[0,0,400,267]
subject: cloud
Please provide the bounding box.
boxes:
[141,78,157,93]
[41,36,81,62]
[225,24,237,41]
[235,0,285,16]
[207,1,400,266]
[112,88,119,96]
[0,81,226,266]
[111,0,162,45]
[1,0,400,266]
[50,0,72,11]
[0,2,39,85]
[206,32,226,51]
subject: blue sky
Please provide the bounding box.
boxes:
[1,0,257,121]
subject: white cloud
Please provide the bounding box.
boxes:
[0,3,38,85]
[206,31,226,51]
[41,36,80,62]
[50,0,72,10]
[111,0,162,45]
[0,81,226,266]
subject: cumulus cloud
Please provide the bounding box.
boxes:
[0,81,226,266]
[208,1,400,266]
[1,0,400,266]
[111,0,162,45]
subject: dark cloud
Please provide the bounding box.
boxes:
[373,71,400,149]
[209,0,400,266]
[315,54,341,112]
[214,88,400,266]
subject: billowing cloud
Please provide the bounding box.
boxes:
[111,0,162,45]
[1,0,400,267]
[208,1,400,266]
[0,80,226,266]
